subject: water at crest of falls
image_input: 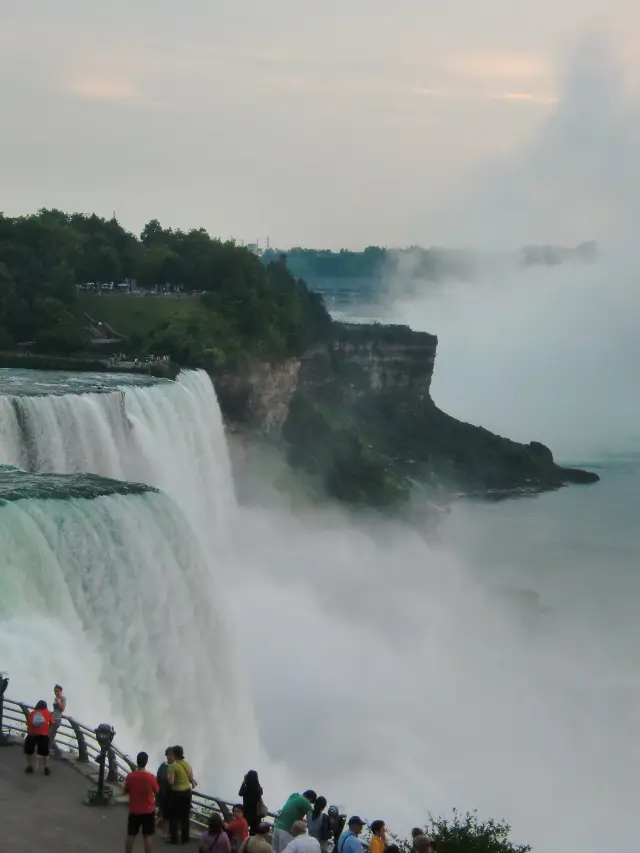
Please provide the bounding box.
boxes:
[0,369,258,791]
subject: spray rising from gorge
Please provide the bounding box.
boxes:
[0,367,636,853]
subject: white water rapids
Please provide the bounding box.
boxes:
[0,370,258,788]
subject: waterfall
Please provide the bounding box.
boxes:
[0,369,258,790]
[0,370,235,550]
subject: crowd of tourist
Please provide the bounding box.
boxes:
[19,692,436,853]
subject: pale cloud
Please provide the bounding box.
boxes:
[413,86,557,105]
[64,77,140,102]
[447,52,552,82]
[0,0,638,247]
[495,92,558,104]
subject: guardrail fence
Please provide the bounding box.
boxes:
[0,697,257,831]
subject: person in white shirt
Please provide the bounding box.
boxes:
[282,822,321,853]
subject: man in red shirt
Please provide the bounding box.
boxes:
[24,700,54,776]
[124,752,160,853]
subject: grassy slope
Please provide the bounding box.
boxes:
[77,293,200,338]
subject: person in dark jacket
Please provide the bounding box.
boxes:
[239,770,264,835]
[156,748,172,838]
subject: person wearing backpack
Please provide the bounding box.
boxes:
[308,797,332,853]
[327,807,346,853]
[24,700,54,776]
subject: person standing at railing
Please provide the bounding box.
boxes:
[272,791,317,853]
[308,798,332,853]
[156,747,172,838]
[166,744,198,845]
[124,751,160,853]
[49,684,66,758]
[239,770,265,835]
[24,700,54,776]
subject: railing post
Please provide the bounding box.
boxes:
[18,702,30,723]
[67,718,89,763]
[107,746,118,783]
[0,678,14,745]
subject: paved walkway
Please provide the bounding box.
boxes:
[0,741,162,852]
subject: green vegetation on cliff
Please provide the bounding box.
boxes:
[0,209,330,366]
[0,209,597,510]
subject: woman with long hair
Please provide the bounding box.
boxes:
[308,797,331,853]
[239,770,264,835]
[200,813,231,853]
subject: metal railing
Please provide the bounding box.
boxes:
[0,697,271,832]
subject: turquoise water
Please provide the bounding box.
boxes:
[0,465,154,502]
[441,453,640,665]
[0,368,163,396]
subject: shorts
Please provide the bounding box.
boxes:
[127,812,156,837]
[24,734,49,757]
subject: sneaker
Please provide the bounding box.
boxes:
[44,767,51,776]
[25,766,34,774]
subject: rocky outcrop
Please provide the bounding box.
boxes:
[300,325,437,403]
[212,357,301,433]
[213,323,599,506]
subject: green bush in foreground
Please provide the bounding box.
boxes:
[389,811,531,853]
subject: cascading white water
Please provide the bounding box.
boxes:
[0,370,258,789]
[0,370,235,553]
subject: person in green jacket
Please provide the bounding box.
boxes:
[273,791,317,853]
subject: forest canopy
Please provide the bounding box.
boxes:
[0,209,330,364]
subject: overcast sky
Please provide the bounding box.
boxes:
[1,1,638,248]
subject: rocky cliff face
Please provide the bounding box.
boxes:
[301,328,437,403]
[213,323,598,506]
[214,325,438,436]
[213,357,301,433]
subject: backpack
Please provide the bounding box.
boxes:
[320,815,332,843]
[32,711,45,727]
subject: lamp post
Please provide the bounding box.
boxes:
[86,723,115,806]
[0,672,9,745]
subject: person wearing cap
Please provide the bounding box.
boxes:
[337,817,365,853]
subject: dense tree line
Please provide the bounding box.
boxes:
[264,246,478,286]
[0,209,330,362]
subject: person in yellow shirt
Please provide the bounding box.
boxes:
[369,821,386,853]
[166,745,198,845]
